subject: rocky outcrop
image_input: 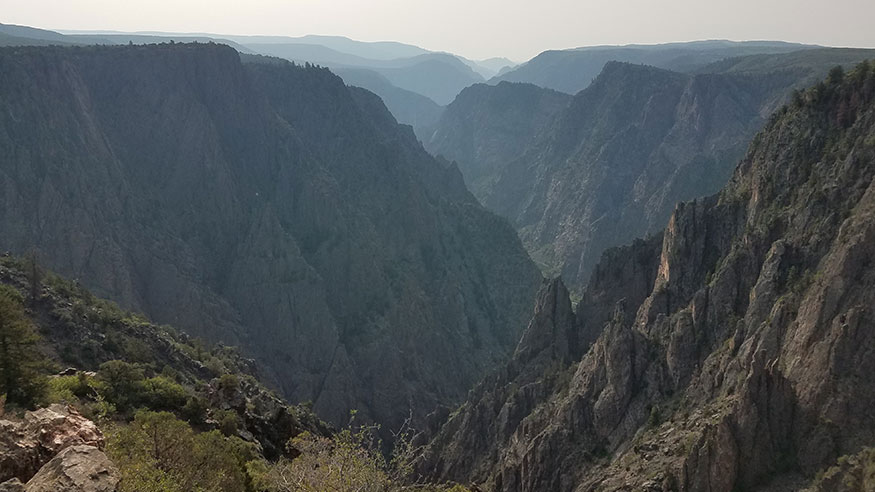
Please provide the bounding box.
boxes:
[23,446,118,492]
[0,406,117,491]
[205,374,330,459]
[419,278,580,484]
[423,61,875,491]
[0,43,541,432]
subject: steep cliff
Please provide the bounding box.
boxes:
[0,43,542,431]
[423,61,875,491]
[429,49,875,288]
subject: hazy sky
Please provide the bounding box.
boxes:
[4,0,875,60]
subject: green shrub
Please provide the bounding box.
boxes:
[215,409,242,437]
[181,395,209,425]
[97,360,145,411]
[141,376,187,411]
[218,373,239,395]
[41,373,94,405]
[107,410,253,492]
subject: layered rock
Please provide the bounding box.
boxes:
[423,61,875,491]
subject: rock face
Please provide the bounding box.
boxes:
[0,406,117,491]
[422,62,875,491]
[430,50,875,289]
[0,44,542,431]
[23,446,118,492]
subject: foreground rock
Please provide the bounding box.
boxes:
[0,405,104,484]
[0,479,24,492]
[22,446,118,492]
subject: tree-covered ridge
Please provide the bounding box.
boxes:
[0,254,327,452]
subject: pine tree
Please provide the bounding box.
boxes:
[0,285,45,407]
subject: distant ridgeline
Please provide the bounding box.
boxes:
[0,43,542,434]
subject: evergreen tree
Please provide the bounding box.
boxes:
[0,285,45,407]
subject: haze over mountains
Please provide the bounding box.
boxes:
[1,16,875,492]
[0,22,511,139]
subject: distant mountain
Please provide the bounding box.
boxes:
[457,57,517,79]
[0,23,253,52]
[241,42,388,67]
[333,67,444,140]
[221,33,430,60]
[491,40,816,94]
[241,44,485,104]
[0,22,72,43]
[371,54,485,105]
[425,81,572,200]
[477,57,517,73]
[422,58,875,492]
[428,48,875,290]
[0,43,541,434]
[0,31,65,47]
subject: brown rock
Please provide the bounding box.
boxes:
[0,479,24,492]
[0,405,104,484]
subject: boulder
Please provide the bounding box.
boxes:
[0,479,24,492]
[23,405,104,456]
[23,446,118,492]
[0,405,104,484]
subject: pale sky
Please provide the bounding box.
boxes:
[3,0,875,61]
